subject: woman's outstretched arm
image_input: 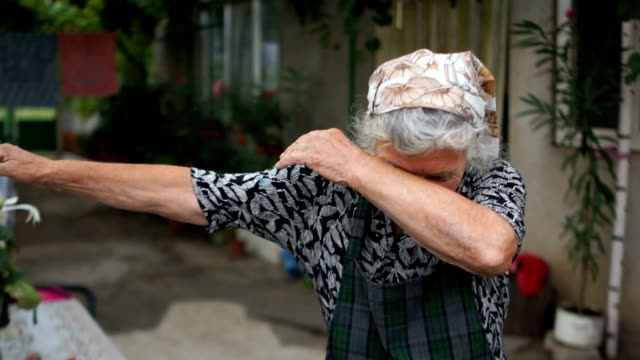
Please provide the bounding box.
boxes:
[0,144,207,226]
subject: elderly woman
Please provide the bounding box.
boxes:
[0,49,524,359]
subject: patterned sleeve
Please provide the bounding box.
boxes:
[190,165,328,249]
[468,160,527,253]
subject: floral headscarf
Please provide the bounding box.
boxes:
[367,49,498,140]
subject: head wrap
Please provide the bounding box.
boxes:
[367,49,499,139]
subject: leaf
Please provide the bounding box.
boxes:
[0,249,8,273]
[513,38,545,48]
[513,20,546,34]
[0,226,15,246]
[511,29,534,35]
[531,119,552,131]
[535,57,552,68]
[517,109,544,117]
[5,279,42,310]
[624,52,640,84]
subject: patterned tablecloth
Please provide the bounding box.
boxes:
[0,299,127,360]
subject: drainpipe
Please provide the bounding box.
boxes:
[347,28,356,120]
[223,4,232,87]
[252,0,263,94]
[605,19,638,360]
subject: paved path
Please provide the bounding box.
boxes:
[12,183,327,358]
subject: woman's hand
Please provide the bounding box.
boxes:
[0,144,51,184]
[275,129,371,186]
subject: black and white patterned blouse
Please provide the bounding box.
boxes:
[191,159,526,359]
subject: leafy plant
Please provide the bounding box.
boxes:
[208,68,310,173]
[512,18,617,313]
[18,0,104,32]
[0,197,42,328]
[285,0,393,117]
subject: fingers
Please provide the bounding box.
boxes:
[275,128,348,169]
[0,144,14,167]
[276,136,324,169]
[275,149,308,169]
[0,143,10,162]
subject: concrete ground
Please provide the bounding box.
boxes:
[12,183,327,359]
[10,179,549,359]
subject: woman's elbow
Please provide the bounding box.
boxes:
[474,231,518,276]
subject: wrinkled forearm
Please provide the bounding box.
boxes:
[40,160,207,225]
[349,156,516,276]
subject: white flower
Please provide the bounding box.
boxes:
[1,197,41,224]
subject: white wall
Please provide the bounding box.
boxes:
[509,1,639,357]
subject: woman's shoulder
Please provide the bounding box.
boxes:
[458,159,526,195]
[191,164,352,200]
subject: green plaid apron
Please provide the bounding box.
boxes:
[327,198,490,359]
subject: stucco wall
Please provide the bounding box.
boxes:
[240,1,376,264]
[276,0,375,142]
[509,0,639,357]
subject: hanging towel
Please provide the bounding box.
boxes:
[0,33,59,106]
[510,253,550,297]
[58,32,118,97]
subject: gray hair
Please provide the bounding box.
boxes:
[350,108,499,171]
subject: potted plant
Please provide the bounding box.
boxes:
[513,12,619,348]
[0,197,42,328]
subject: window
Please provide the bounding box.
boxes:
[196,0,279,102]
[555,0,640,150]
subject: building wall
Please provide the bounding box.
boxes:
[240,1,377,264]
[276,0,376,142]
[509,0,640,357]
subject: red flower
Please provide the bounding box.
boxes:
[565,8,575,19]
[213,80,230,97]
[235,135,247,146]
[257,144,267,154]
[262,90,276,98]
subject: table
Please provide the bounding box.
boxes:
[0,298,127,360]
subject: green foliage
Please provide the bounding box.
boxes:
[205,68,311,173]
[624,50,640,84]
[71,97,103,119]
[287,0,392,51]
[5,280,41,310]
[19,0,104,32]
[87,83,201,164]
[0,209,42,327]
[618,0,640,21]
[88,69,304,173]
[619,0,640,84]
[289,0,392,118]
[513,19,618,312]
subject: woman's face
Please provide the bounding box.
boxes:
[374,142,467,191]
